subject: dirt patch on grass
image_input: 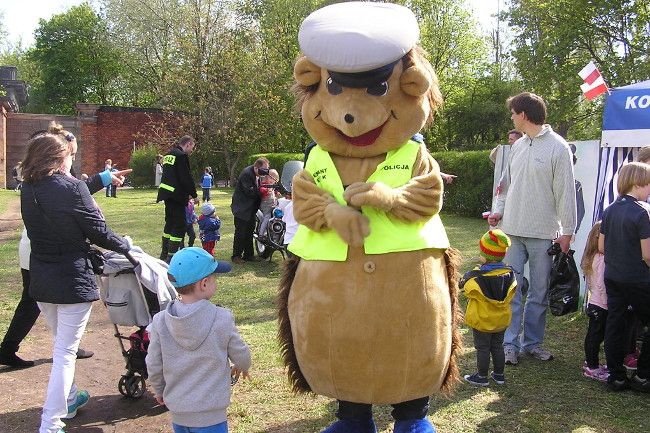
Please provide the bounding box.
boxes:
[0,198,22,243]
[0,303,173,432]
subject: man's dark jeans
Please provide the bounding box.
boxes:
[0,269,40,354]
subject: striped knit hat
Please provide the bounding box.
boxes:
[479,229,511,262]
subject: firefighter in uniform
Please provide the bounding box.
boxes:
[157,135,198,262]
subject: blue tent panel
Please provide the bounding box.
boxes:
[601,80,650,147]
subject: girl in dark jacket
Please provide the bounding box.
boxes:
[21,127,131,433]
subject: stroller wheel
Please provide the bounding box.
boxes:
[118,374,146,398]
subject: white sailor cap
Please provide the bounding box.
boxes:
[298,2,419,87]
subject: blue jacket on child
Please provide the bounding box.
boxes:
[201,173,213,189]
[198,214,221,242]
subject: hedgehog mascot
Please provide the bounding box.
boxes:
[278,3,461,433]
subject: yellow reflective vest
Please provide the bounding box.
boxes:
[288,141,449,261]
[462,265,517,333]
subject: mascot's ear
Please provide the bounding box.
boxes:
[294,56,322,87]
[400,66,432,97]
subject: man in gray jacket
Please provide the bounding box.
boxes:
[488,92,576,365]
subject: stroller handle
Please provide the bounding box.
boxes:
[124,251,139,268]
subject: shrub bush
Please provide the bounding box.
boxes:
[236,149,494,218]
[245,152,304,176]
[432,149,493,217]
[128,145,161,188]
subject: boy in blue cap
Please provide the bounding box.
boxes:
[146,248,251,433]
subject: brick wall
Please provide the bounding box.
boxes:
[79,105,180,175]
[0,106,6,188]
[3,105,183,187]
[5,113,79,189]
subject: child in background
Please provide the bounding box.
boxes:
[199,203,221,256]
[277,191,297,258]
[146,247,251,433]
[600,162,650,392]
[201,167,214,202]
[580,221,609,382]
[104,159,112,197]
[185,198,198,247]
[461,229,517,386]
[258,169,280,239]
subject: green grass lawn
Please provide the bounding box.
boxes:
[0,188,647,433]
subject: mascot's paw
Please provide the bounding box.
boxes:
[324,203,370,246]
[344,181,396,211]
[393,419,436,433]
[321,419,377,433]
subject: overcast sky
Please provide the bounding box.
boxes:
[2,0,503,48]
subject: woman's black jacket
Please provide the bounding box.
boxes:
[21,173,129,304]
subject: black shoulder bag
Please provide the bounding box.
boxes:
[31,187,106,275]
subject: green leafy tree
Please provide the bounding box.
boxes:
[29,3,124,114]
[506,0,650,139]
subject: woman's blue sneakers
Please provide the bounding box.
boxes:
[62,390,90,419]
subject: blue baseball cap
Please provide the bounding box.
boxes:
[167,247,231,288]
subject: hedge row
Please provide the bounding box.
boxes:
[432,149,493,217]
[130,147,494,217]
[249,149,494,217]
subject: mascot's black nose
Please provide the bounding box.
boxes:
[344,114,355,124]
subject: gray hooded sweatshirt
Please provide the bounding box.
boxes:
[146,299,251,428]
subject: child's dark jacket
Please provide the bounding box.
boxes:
[198,214,221,242]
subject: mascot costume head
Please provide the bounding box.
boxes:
[278,3,461,433]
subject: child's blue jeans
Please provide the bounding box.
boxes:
[172,422,227,433]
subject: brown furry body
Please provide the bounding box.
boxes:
[278,48,460,404]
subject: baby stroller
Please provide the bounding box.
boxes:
[96,248,176,398]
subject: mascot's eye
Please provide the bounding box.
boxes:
[326,77,343,95]
[367,81,389,96]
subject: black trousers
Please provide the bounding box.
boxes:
[336,397,429,422]
[604,278,650,381]
[163,199,187,243]
[584,304,607,369]
[202,188,210,202]
[186,223,196,247]
[0,269,40,353]
[232,216,256,260]
[472,328,505,376]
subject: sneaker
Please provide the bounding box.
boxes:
[504,347,519,365]
[490,371,506,385]
[525,346,554,361]
[630,375,650,393]
[583,361,607,372]
[464,372,489,387]
[232,257,246,264]
[62,390,90,419]
[76,348,94,359]
[607,378,629,392]
[583,366,609,383]
[624,353,638,371]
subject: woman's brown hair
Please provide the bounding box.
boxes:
[580,221,601,277]
[21,133,72,183]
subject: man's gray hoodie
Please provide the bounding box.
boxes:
[146,299,251,428]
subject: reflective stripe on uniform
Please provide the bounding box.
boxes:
[169,236,183,242]
[159,183,175,192]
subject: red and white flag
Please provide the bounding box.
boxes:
[578,61,609,100]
